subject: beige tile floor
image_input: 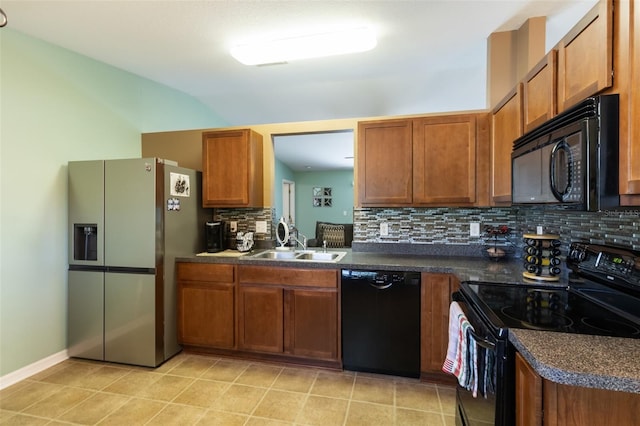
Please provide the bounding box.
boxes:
[0,352,457,425]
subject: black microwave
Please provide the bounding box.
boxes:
[511,94,619,211]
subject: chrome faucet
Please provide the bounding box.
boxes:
[290,226,307,251]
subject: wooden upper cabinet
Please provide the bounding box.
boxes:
[413,114,479,205]
[357,113,489,207]
[202,129,263,207]
[357,119,413,206]
[557,0,613,112]
[491,86,523,205]
[523,51,557,132]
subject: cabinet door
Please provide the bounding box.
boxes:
[177,263,236,349]
[523,51,557,132]
[285,289,338,361]
[421,273,459,378]
[491,86,522,205]
[515,352,542,426]
[178,282,235,348]
[357,119,413,206]
[413,115,477,205]
[202,129,263,207]
[238,285,283,353]
[557,0,613,112]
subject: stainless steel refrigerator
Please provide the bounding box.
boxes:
[68,158,208,367]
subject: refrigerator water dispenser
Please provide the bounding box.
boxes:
[74,224,98,261]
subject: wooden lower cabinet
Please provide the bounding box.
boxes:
[238,265,340,364]
[515,352,542,426]
[420,273,460,381]
[177,262,236,349]
[238,285,283,353]
[285,289,338,359]
[516,351,640,426]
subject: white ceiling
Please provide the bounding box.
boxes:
[1,0,596,170]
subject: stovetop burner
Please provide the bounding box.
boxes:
[580,317,640,337]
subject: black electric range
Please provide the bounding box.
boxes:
[461,277,640,338]
[454,242,640,426]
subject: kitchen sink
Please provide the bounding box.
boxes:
[249,249,347,263]
[251,250,299,260]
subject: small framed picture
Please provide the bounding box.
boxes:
[312,187,332,207]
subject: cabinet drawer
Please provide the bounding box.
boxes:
[177,262,235,283]
[239,265,337,288]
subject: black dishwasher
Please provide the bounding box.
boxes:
[341,269,421,378]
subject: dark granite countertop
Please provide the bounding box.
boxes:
[509,330,640,393]
[177,248,639,394]
[180,248,536,284]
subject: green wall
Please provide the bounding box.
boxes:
[293,170,354,238]
[0,29,227,377]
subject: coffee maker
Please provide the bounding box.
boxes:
[205,221,226,253]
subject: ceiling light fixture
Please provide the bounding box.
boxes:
[230,27,377,66]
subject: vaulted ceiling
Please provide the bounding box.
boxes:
[2,1,596,127]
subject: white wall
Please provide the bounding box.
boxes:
[0,29,227,378]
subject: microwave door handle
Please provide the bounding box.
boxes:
[550,141,571,201]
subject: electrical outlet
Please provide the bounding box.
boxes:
[255,220,267,234]
[230,221,237,232]
[470,222,480,237]
[380,222,389,236]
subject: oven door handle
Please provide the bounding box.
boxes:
[468,329,496,350]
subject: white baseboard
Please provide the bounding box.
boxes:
[0,350,69,390]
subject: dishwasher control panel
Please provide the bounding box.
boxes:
[341,269,420,286]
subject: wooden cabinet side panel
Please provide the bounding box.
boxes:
[238,285,283,353]
[285,289,338,360]
[557,0,613,111]
[523,51,557,132]
[515,352,542,426]
[491,86,522,205]
[421,273,455,375]
[544,381,640,426]
[413,115,477,205]
[475,113,491,207]
[623,0,640,196]
[357,119,413,205]
[247,130,264,207]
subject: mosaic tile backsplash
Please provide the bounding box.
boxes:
[353,206,640,256]
[215,205,639,256]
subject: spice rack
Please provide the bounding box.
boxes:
[522,233,562,281]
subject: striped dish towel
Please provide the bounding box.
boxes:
[442,302,473,382]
